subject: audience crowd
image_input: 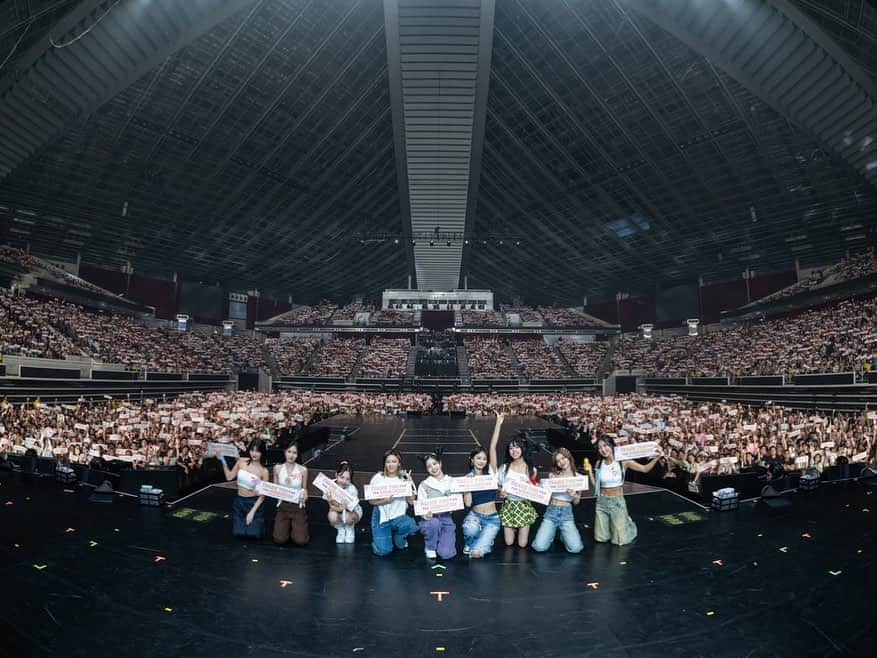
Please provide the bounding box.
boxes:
[266,337,319,375]
[464,337,517,379]
[509,338,569,379]
[443,392,875,480]
[310,338,364,377]
[613,294,877,377]
[556,339,609,377]
[359,338,411,378]
[752,249,876,305]
[0,391,433,468]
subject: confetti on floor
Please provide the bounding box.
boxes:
[712,559,724,566]
[250,559,259,563]
[154,556,166,563]
[89,540,98,548]
[778,547,788,553]
[430,591,450,602]
[586,582,600,590]
[828,570,842,576]
[33,564,47,571]
[64,528,75,533]
[801,533,812,539]
[279,580,293,588]
[163,607,173,613]
[706,611,716,616]
[619,561,627,566]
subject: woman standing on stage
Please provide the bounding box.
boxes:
[586,435,662,546]
[272,441,309,547]
[217,438,270,539]
[416,449,457,560]
[325,461,362,543]
[531,447,583,553]
[497,432,538,548]
[461,411,503,558]
[369,449,418,556]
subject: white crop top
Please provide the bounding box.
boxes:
[276,463,304,506]
[598,460,624,489]
[236,468,260,491]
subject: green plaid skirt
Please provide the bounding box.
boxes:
[499,500,538,528]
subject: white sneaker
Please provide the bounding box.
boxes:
[425,548,437,559]
[335,526,345,544]
[345,525,355,543]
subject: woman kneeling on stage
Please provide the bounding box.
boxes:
[497,436,538,548]
[532,447,583,553]
[369,449,418,556]
[417,449,457,560]
[218,439,270,539]
[325,461,362,543]
[272,441,309,546]
[462,411,503,558]
[588,435,662,546]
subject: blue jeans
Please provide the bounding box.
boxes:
[594,494,637,546]
[371,511,418,556]
[532,504,583,553]
[462,510,501,556]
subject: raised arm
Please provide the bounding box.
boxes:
[222,457,242,482]
[624,448,664,474]
[489,411,504,471]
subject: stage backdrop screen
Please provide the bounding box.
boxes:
[656,282,700,324]
[178,282,224,322]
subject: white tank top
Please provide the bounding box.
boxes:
[277,463,303,490]
[236,468,260,491]
[598,460,624,489]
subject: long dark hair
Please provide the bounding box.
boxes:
[419,447,444,470]
[469,447,488,475]
[503,437,536,477]
[596,435,616,468]
[246,439,268,467]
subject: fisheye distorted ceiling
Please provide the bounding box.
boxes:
[0,0,874,305]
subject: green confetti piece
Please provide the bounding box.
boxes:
[828,570,842,576]
[619,561,627,565]
[33,564,47,571]
[778,547,788,553]
[163,607,173,613]
[706,611,716,616]
[89,540,98,548]
[757,533,763,537]
[250,559,259,563]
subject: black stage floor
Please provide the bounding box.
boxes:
[1,416,875,657]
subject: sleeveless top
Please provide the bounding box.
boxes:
[595,459,624,495]
[470,466,497,507]
[236,467,260,491]
[497,463,534,503]
[276,463,304,506]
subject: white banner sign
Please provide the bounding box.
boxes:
[539,475,589,492]
[256,481,303,505]
[207,442,240,460]
[852,451,869,463]
[364,481,414,500]
[502,474,551,505]
[313,472,359,511]
[795,456,809,469]
[696,459,717,473]
[821,441,835,449]
[718,456,739,465]
[614,441,659,461]
[414,494,464,516]
[449,473,498,493]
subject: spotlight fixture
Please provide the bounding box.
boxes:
[394,239,399,244]
[429,240,434,246]
[464,239,469,245]
[446,241,451,247]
